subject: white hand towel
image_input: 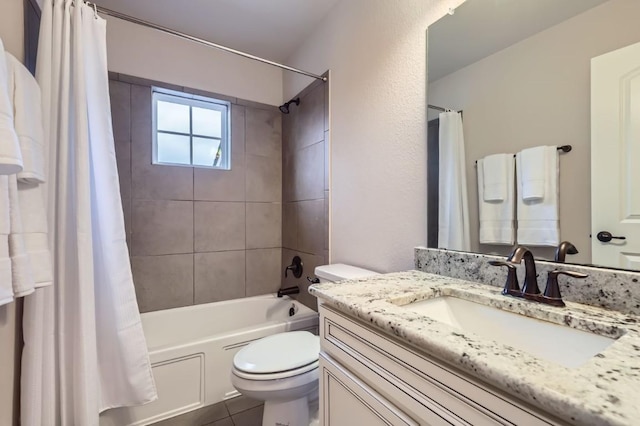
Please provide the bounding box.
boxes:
[482,153,510,201]
[0,40,23,175]
[5,54,45,184]
[0,176,13,306]
[477,156,515,245]
[17,181,52,287]
[519,146,552,201]
[8,175,35,297]
[516,150,560,246]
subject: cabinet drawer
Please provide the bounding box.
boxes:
[320,306,564,426]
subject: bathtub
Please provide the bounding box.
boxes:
[99,294,319,426]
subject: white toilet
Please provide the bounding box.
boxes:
[230,263,379,426]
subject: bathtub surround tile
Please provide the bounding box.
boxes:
[152,401,229,426]
[245,108,282,159]
[131,254,193,312]
[246,203,282,249]
[324,191,330,251]
[118,74,184,93]
[293,142,324,201]
[195,251,246,304]
[297,199,325,255]
[224,394,263,416]
[182,86,236,104]
[194,202,246,252]
[132,200,193,256]
[231,405,264,426]
[245,154,282,202]
[282,202,298,249]
[236,97,279,112]
[246,249,282,297]
[109,80,131,143]
[324,130,330,191]
[281,248,324,311]
[295,83,325,151]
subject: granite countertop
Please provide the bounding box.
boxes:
[309,271,640,426]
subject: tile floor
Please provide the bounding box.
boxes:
[153,395,264,426]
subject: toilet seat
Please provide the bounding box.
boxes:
[233,331,320,377]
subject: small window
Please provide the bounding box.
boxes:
[152,89,231,169]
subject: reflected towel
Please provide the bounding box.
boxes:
[477,156,515,245]
[482,153,510,201]
[519,146,554,201]
[8,175,35,297]
[5,53,45,183]
[0,177,13,306]
[0,40,22,175]
[516,150,560,246]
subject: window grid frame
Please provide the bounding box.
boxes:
[152,89,231,170]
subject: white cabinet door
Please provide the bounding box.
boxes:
[320,354,421,426]
[591,40,640,269]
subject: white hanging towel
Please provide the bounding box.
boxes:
[516,147,560,246]
[5,54,45,183]
[8,175,35,297]
[0,39,23,175]
[482,153,509,201]
[477,155,515,245]
[519,146,548,201]
[5,52,53,289]
[0,176,13,306]
[438,111,470,251]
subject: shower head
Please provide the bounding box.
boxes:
[279,97,300,114]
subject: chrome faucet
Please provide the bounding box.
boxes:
[507,246,540,295]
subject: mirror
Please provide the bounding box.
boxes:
[427,0,640,271]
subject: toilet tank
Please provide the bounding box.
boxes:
[314,264,379,283]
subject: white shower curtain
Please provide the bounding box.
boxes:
[438,111,470,251]
[21,1,157,425]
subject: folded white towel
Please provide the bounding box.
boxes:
[0,40,23,175]
[0,176,13,306]
[482,153,510,201]
[516,150,560,246]
[17,182,52,287]
[5,54,45,184]
[477,156,515,245]
[519,146,553,201]
[8,175,35,297]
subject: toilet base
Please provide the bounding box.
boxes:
[263,397,309,426]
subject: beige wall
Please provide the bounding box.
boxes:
[104,16,284,106]
[428,0,640,263]
[0,0,25,423]
[284,0,466,273]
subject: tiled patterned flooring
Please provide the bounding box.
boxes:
[153,395,264,426]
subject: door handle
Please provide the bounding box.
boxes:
[597,231,626,243]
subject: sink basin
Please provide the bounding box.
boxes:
[402,296,617,369]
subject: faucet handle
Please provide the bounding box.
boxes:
[489,260,520,296]
[543,270,588,307]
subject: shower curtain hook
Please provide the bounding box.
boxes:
[92,2,98,18]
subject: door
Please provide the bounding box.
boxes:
[591,41,640,270]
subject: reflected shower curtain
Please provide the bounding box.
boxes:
[21,1,157,425]
[438,111,470,251]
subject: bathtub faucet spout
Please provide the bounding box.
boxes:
[277,286,300,298]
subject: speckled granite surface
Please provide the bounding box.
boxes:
[415,247,640,316]
[310,271,640,426]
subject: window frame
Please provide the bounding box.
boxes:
[151,88,231,170]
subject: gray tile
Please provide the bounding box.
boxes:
[246,249,282,297]
[121,194,132,250]
[182,86,236,104]
[236,97,279,112]
[194,202,245,252]
[231,405,264,426]
[131,254,193,312]
[225,395,263,416]
[323,77,330,132]
[118,73,183,92]
[281,249,324,311]
[246,203,281,249]
[194,251,245,303]
[294,84,325,150]
[282,202,298,250]
[131,200,193,256]
[115,137,131,203]
[282,151,295,203]
[245,108,281,159]
[108,71,119,81]
[324,191,330,251]
[293,142,324,201]
[194,105,246,202]
[297,199,325,255]
[131,84,193,201]
[324,131,330,191]
[152,401,229,426]
[246,154,282,202]
[109,80,131,142]
[205,418,234,426]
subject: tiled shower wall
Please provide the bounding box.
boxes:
[109,73,283,313]
[281,78,330,310]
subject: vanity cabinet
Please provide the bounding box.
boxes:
[318,304,567,426]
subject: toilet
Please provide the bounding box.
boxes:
[230,263,379,426]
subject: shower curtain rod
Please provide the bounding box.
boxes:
[93,5,328,82]
[428,104,450,112]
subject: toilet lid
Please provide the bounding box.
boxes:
[233,331,320,374]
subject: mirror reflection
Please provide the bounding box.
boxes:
[427,0,640,271]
